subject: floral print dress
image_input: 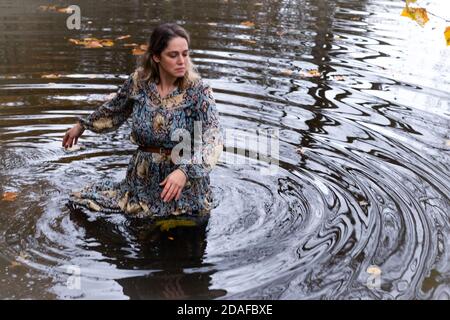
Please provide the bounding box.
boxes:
[68,73,224,218]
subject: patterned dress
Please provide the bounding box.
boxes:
[68,73,224,218]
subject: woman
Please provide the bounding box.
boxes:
[63,23,224,218]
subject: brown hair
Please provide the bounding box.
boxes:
[132,23,200,93]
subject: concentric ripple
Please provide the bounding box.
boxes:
[0,0,449,299]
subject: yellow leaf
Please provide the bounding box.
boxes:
[155,219,197,232]
[300,69,321,78]
[100,39,114,47]
[445,27,450,46]
[68,38,80,45]
[116,35,131,40]
[241,21,255,27]
[406,0,417,5]
[401,7,429,27]
[84,40,103,48]
[57,7,74,13]
[367,266,381,275]
[132,48,146,55]
[2,192,18,202]
[41,73,62,79]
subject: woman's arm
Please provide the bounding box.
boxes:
[176,81,224,179]
[78,74,135,133]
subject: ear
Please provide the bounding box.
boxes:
[152,54,160,63]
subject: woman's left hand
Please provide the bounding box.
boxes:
[159,169,187,202]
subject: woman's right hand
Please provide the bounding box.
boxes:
[62,123,85,149]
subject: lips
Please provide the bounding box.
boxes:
[175,68,185,72]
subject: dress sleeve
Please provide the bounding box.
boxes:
[177,81,224,179]
[77,74,134,133]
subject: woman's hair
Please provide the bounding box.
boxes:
[132,23,200,92]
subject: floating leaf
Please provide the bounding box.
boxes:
[116,35,131,40]
[401,6,429,27]
[84,40,103,48]
[367,266,381,275]
[445,27,450,46]
[57,7,74,13]
[300,69,321,78]
[123,43,139,47]
[332,75,345,81]
[155,219,197,232]
[2,192,18,202]
[132,48,146,55]
[69,37,115,48]
[41,73,62,79]
[38,5,57,12]
[241,21,255,27]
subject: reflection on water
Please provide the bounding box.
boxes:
[0,0,449,299]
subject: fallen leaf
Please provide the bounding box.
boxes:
[332,75,345,81]
[123,43,139,47]
[100,39,114,47]
[38,5,57,12]
[2,192,18,202]
[139,44,149,51]
[276,30,286,36]
[168,236,174,240]
[296,147,305,155]
[84,40,103,48]
[207,22,218,26]
[57,7,74,14]
[116,35,131,40]
[401,6,429,27]
[445,27,450,46]
[367,266,381,275]
[41,73,62,79]
[243,39,256,44]
[155,219,197,232]
[241,21,255,28]
[300,69,321,78]
[132,48,146,55]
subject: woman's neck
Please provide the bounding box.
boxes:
[158,70,177,92]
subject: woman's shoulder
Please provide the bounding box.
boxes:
[186,78,214,99]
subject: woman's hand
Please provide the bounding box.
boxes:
[160,169,187,202]
[62,123,85,148]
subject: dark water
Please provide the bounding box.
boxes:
[0,0,449,299]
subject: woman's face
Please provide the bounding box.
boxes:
[154,36,189,79]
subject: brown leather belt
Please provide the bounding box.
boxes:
[138,145,172,155]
